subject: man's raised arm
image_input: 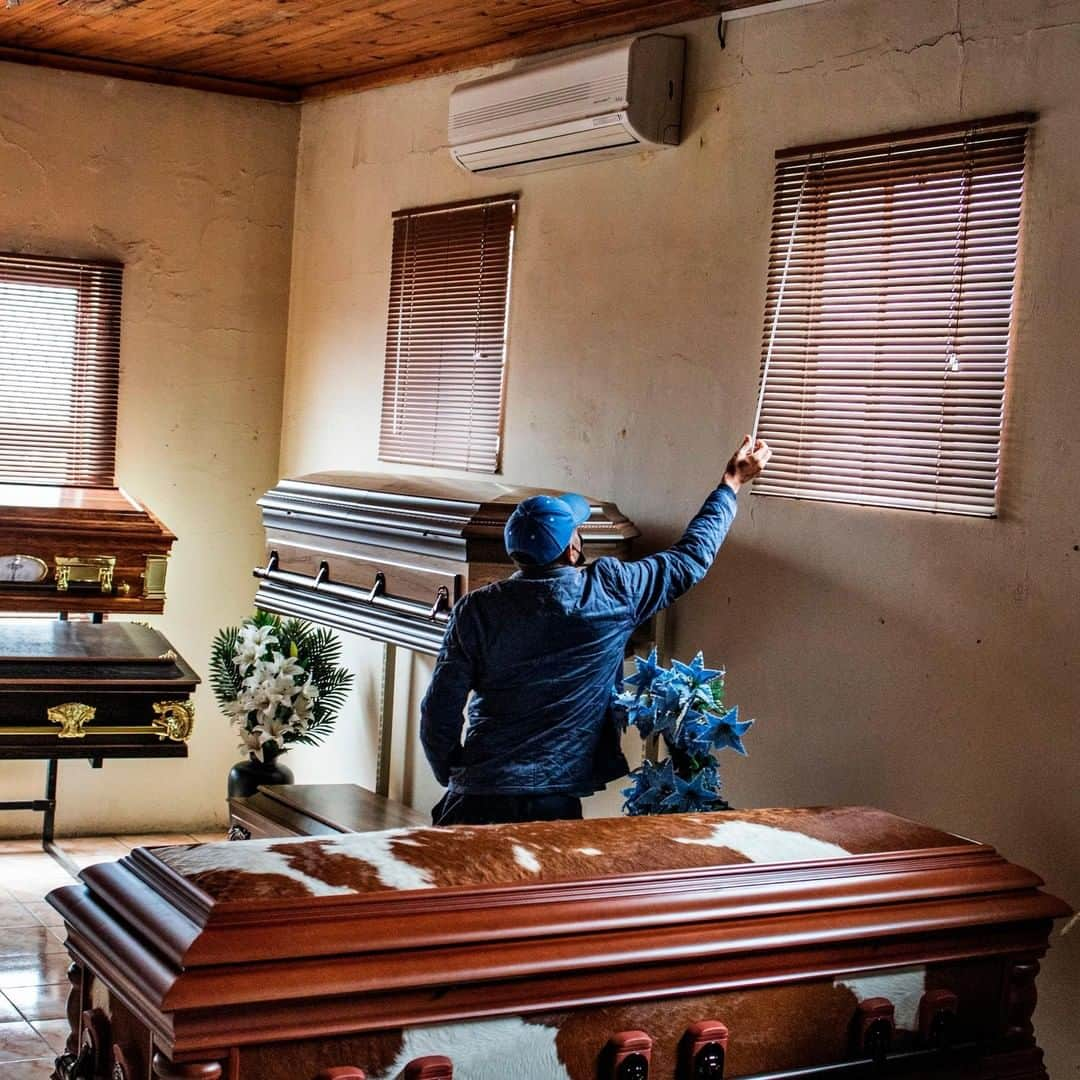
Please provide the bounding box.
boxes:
[617,435,771,625]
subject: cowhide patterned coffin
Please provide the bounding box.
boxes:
[46,806,1069,1080]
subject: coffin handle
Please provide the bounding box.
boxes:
[606,1031,652,1080]
[404,1058,452,1080]
[428,585,450,620]
[855,997,894,1065]
[367,571,386,602]
[254,560,451,625]
[680,1020,728,1078]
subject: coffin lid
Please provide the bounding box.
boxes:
[47,805,1070,1055]
[0,484,175,541]
[0,622,199,690]
[258,471,639,558]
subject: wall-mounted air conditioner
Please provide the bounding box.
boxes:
[449,35,685,176]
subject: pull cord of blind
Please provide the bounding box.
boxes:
[751,163,813,442]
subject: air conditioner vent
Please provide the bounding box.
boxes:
[451,73,627,133]
[449,35,684,176]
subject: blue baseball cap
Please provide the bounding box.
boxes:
[504,492,592,566]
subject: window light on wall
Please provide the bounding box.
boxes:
[0,252,123,488]
[378,195,517,474]
[751,114,1033,517]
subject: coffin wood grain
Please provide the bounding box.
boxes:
[47,837,1070,1059]
[0,486,175,614]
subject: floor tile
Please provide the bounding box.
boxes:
[0,929,66,960]
[47,841,127,872]
[115,833,198,849]
[0,1020,49,1063]
[0,953,70,991]
[28,1019,67,1056]
[2,985,66,1023]
[2,859,77,904]
[4,883,71,905]
[16,907,61,931]
[190,832,229,844]
[0,910,35,932]
[0,1000,18,1025]
[49,838,127,858]
[0,843,42,857]
[0,1059,57,1078]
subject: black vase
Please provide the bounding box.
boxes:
[227,744,294,798]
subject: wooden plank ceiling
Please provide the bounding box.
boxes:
[0,0,769,101]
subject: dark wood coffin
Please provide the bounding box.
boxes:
[228,783,427,841]
[47,806,1070,1079]
[253,472,639,653]
[0,621,198,761]
[0,484,175,615]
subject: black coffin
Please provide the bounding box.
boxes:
[0,621,199,761]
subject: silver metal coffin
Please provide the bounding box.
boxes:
[253,472,639,653]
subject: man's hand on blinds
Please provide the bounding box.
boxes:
[723,435,773,493]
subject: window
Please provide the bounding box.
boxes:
[378,196,517,473]
[752,116,1031,517]
[0,252,123,488]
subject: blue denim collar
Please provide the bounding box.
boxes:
[513,564,580,580]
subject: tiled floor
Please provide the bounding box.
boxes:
[0,833,226,1077]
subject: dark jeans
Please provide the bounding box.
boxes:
[431,790,583,826]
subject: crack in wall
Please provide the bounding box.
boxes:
[711,5,1080,92]
[0,124,50,188]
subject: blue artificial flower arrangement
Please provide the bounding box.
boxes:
[615,649,753,815]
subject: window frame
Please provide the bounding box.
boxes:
[751,115,1033,518]
[377,195,518,475]
[0,251,123,489]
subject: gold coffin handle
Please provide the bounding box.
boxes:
[54,556,116,594]
[151,700,195,742]
[48,702,96,738]
[0,701,194,743]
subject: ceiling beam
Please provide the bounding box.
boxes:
[0,43,300,102]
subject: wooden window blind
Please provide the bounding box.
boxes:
[0,252,122,488]
[752,115,1032,517]
[378,196,517,473]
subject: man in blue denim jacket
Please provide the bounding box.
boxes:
[421,435,772,825]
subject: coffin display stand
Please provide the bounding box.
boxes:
[0,483,192,873]
[47,805,1070,1079]
[0,621,198,876]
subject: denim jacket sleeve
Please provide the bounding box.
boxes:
[419,604,475,787]
[617,483,738,625]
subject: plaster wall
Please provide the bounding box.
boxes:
[280,0,1080,1070]
[0,62,298,835]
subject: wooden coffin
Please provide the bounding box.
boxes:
[47,806,1070,1079]
[227,783,427,840]
[0,484,175,615]
[253,472,639,653]
[0,621,198,761]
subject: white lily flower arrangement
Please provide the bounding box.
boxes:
[210,613,352,762]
